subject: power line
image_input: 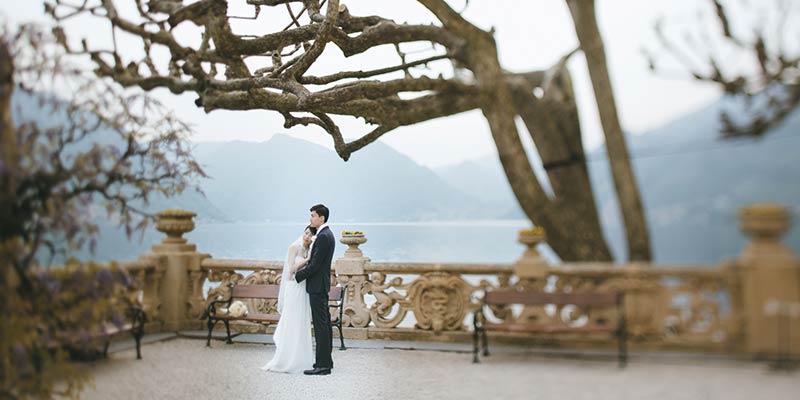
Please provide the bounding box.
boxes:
[584,132,800,163]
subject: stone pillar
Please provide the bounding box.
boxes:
[616,264,664,339]
[145,209,209,331]
[514,228,549,281]
[738,203,800,356]
[334,231,372,329]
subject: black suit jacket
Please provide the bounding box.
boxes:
[295,226,335,294]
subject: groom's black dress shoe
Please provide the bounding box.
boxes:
[303,367,331,375]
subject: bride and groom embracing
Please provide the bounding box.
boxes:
[262,204,336,376]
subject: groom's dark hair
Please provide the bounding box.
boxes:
[310,204,330,222]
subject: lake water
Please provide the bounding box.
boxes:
[89,220,537,264]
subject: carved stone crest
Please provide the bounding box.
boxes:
[408,272,471,332]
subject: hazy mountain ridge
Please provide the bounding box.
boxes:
[189,135,512,222]
[435,157,524,219]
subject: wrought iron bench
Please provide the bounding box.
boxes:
[205,283,347,350]
[473,290,627,368]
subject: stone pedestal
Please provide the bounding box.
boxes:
[146,209,209,331]
[335,232,372,328]
[737,203,800,356]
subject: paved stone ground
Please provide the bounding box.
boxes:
[80,337,799,400]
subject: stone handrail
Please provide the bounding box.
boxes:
[200,258,284,271]
[365,262,513,274]
[119,259,156,272]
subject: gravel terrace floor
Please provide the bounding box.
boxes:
[78,334,800,400]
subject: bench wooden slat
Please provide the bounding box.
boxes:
[60,322,138,343]
[213,313,340,324]
[483,322,618,334]
[215,312,281,322]
[231,285,342,301]
[484,291,619,306]
[100,323,134,337]
[232,284,280,299]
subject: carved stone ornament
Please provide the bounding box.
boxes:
[407,272,472,332]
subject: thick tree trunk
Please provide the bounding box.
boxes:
[508,71,612,261]
[420,0,614,261]
[0,41,22,289]
[1,42,18,242]
[566,0,652,261]
[0,42,14,164]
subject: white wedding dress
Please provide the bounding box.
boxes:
[261,237,313,373]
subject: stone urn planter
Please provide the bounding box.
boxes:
[518,227,546,248]
[340,231,367,258]
[155,209,196,244]
[739,203,790,242]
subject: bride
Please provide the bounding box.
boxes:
[261,225,316,373]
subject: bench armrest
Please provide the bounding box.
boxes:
[204,284,236,319]
[324,285,347,327]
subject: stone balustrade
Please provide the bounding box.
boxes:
[119,203,799,357]
[331,231,745,350]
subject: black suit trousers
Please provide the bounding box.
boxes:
[309,292,333,369]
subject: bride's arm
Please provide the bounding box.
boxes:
[288,245,308,274]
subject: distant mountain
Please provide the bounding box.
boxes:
[590,97,800,263]
[435,156,524,219]
[433,96,800,264]
[188,135,510,222]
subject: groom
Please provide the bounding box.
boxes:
[295,204,335,375]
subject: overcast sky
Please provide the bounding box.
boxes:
[2,0,743,168]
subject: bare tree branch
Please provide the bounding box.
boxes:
[649,0,800,138]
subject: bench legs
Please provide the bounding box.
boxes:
[618,328,628,369]
[472,311,487,363]
[472,328,480,363]
[130,325,144,360]
[481,329,489,357]
[131,308,146,360]
[133,323,144,360]
[206,318,217,347]
[224,320,233,344]
[134,334,142,360]
[336,323,346,351]
[204,317,234,346]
